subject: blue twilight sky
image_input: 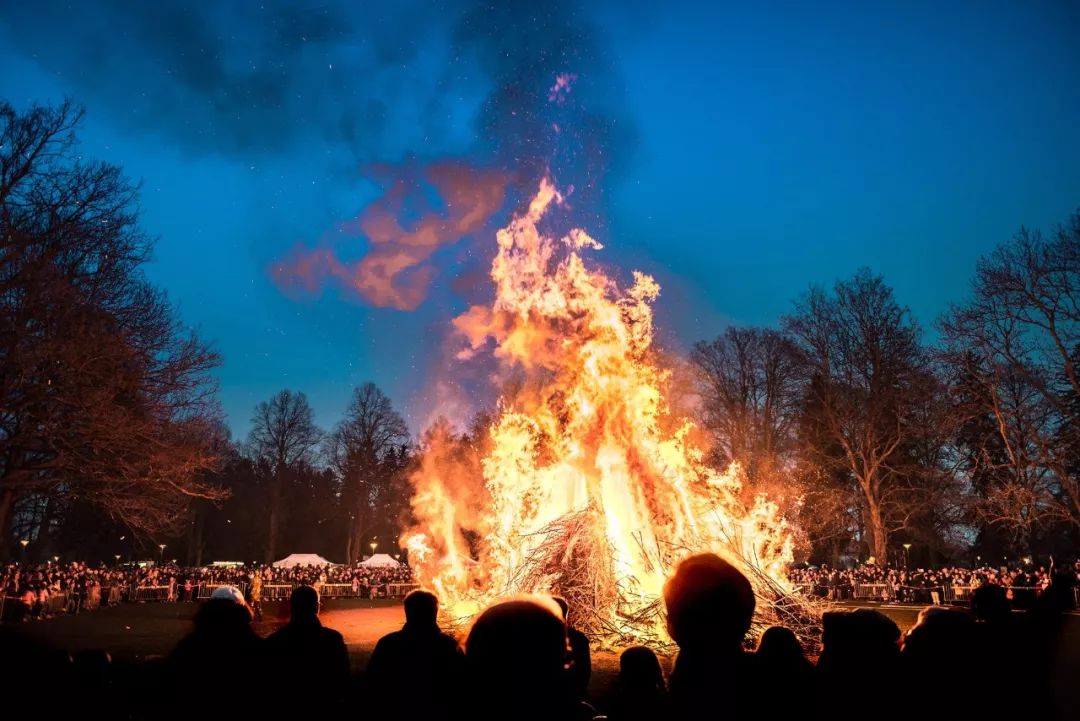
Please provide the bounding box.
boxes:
[2,0,1078,439]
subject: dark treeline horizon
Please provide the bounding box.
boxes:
[4,100,1079,568]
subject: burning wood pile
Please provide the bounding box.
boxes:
[405,178,817,648]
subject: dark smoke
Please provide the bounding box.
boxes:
[0,0,428,156]
[452,0,637,220]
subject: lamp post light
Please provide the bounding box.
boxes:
[114,554,121,566]
[369,541,378,557]
[19,538,29,563]
[53,555,59,563]
[158,544,166,565]
[902,543,912,570]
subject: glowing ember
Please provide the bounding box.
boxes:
[405,178,793,644]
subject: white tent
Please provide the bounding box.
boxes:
[272,553,334,568]
[359,553,401,568]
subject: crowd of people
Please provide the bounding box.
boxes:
[1,553,1076,720]
[788,560,1080,605]
[0,559,414,622]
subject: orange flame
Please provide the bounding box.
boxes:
[406,178,792,639]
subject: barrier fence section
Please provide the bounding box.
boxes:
[318,583,354,598]
[45,592,68,615]
[854,583,894,601]
[387,583,420,598]
[260,584,293,600]
[196,582,249,599]
[131,586,173,603]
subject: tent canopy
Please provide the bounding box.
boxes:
[360,553,401,568]
[272,553,334,568]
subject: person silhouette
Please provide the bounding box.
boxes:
[463,596,585,721]
[817,609,900,720]
[264,585,350,711]
[365,589,463,721]
[663,553,759,720]
[166,586,264,716]
[753,626,815,720]
[552,596,592,704]
[901,606,982,720]
[606,645,668,721]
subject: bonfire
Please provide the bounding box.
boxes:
[405,178,814,649]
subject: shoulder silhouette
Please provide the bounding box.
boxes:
[365,589,463,721]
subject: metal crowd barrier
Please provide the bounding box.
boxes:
[196,582,249,599]
[260,584,293,600]
[854,583,894,601]
[387,583,420,598]
[318,583,354,598]
[131,586,172,602]
[44,592,68,615]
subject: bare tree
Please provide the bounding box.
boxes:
[328,382,409,562]
[247,390,321,562]
[784,269,934,562]
[689,327,804,489]
[941,212,1080,547]
[0,100,225,558]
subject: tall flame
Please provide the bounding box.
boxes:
[405,178,793,642]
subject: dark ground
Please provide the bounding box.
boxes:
[8,599,1079,707]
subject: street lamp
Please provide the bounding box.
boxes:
[53,555,59,563]
[902,543,912,570]
[19,538,29,563]
[369,541,378,557]
[114,554,121,566]
[158,544,167,564]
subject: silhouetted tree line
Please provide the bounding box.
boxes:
[4,100,1079,567]
[689,216,1080,565]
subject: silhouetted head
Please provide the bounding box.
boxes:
[619,646,665,693]
[971,583,1010,623]
[72,649,112,687]
[755,625,807,666]
[403,589,439,626]
[465,596,569,709]
[663,553,755,650]
[193,597,253,632]
[290,585,320,621]
[903,606,975,663]
[819,609,899,673]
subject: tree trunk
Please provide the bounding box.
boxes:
[345,515,355,564]
[350,484,368,562]
[266,466,283,563]
[0,487,13,561]
[866,498,888,564]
